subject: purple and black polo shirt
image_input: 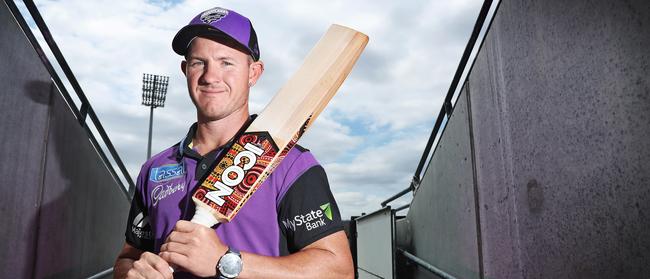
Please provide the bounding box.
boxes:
[124,123,343,259]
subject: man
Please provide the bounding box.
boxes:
[114,7,353,279]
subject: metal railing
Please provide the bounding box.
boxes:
[5,0,135,199]
[86,267,113,279]
[393,203,410,212]
[380,0,496,207]
[398,248,457,279]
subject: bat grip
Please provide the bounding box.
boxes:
[191,205,219,227]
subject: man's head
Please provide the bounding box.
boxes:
[173,7,264,122]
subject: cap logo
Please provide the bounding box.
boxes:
[200,7,229,24]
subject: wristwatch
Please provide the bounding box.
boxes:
[217,247,243,279]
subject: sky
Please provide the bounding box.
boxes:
[19,0,487,219]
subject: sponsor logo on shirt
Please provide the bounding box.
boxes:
[149,163,185,182]
[131,212,152,240]
[151,182,184,207]
[282,203,333,232]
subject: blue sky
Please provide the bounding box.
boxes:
[20,0,486,218]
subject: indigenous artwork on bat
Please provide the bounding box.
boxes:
[193,118,308,217]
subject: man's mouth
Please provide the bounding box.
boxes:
[201,88,227,95]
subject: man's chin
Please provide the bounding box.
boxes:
[197,112,240,123]
[199,114,227,122]
[196,105,248,123]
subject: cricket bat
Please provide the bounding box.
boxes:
[190,24,368,227]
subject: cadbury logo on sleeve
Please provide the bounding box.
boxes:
[149,163,185,182]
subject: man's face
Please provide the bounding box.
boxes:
[183,37,257,122]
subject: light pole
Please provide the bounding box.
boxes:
[142,73,169,159]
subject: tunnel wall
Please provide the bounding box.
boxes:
[0,2,130,278]
[403,0,650,278]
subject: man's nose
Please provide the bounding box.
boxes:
[199,63,222,84]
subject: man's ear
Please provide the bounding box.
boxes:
[248,60,264,87]
[180,60,187,76]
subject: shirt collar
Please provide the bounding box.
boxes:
[178,123,201,160]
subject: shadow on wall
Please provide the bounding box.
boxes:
[23,79,128,278]
[22,80,79,278]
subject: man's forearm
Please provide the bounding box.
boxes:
[236,232,354,279]
[159,224,354,278]
[239,247,353,279]
[113,257,135,279]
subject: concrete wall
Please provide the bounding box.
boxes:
[402,0,649,278]
[0,2,130,278]
[405,87,481,279]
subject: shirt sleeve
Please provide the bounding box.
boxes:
[124,169,154,251]
[277,165,343,253]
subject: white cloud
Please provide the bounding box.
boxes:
[25,0,484,219]
[320,127,432,217]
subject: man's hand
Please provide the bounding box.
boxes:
[124,252,173,279]
[159,220,228,277]
[114,243,173,279]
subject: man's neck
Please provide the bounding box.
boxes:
[193,111,249,156]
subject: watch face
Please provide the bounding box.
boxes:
[219,253,243,278]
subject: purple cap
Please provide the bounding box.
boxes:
[172,7,260,61]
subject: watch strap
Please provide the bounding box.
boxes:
[228,247,241,257]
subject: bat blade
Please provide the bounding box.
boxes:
[191,24,368,226]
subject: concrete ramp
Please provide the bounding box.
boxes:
[0,1,130,278]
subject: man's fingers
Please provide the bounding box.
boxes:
[173,220,197,233]
[165,220,216,245]
[163,221,199,243]
[160,250,191,270]
[160,241,192,256]
[125,268,145,279]
[130,261,155,278]
[151,259,174,279]
[159,220,223,277]
[159,242,194,273]
[165,230,196,245]
[135,252,173,279]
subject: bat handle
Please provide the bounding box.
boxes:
[191,204,220,227]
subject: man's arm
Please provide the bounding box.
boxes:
[114,242,174,279]
[159,220,354,278]
[239,231,353,278]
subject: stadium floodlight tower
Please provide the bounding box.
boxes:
[142,73,169,159]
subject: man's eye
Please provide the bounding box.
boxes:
[189,61,204,67]
[222,61,233,66]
